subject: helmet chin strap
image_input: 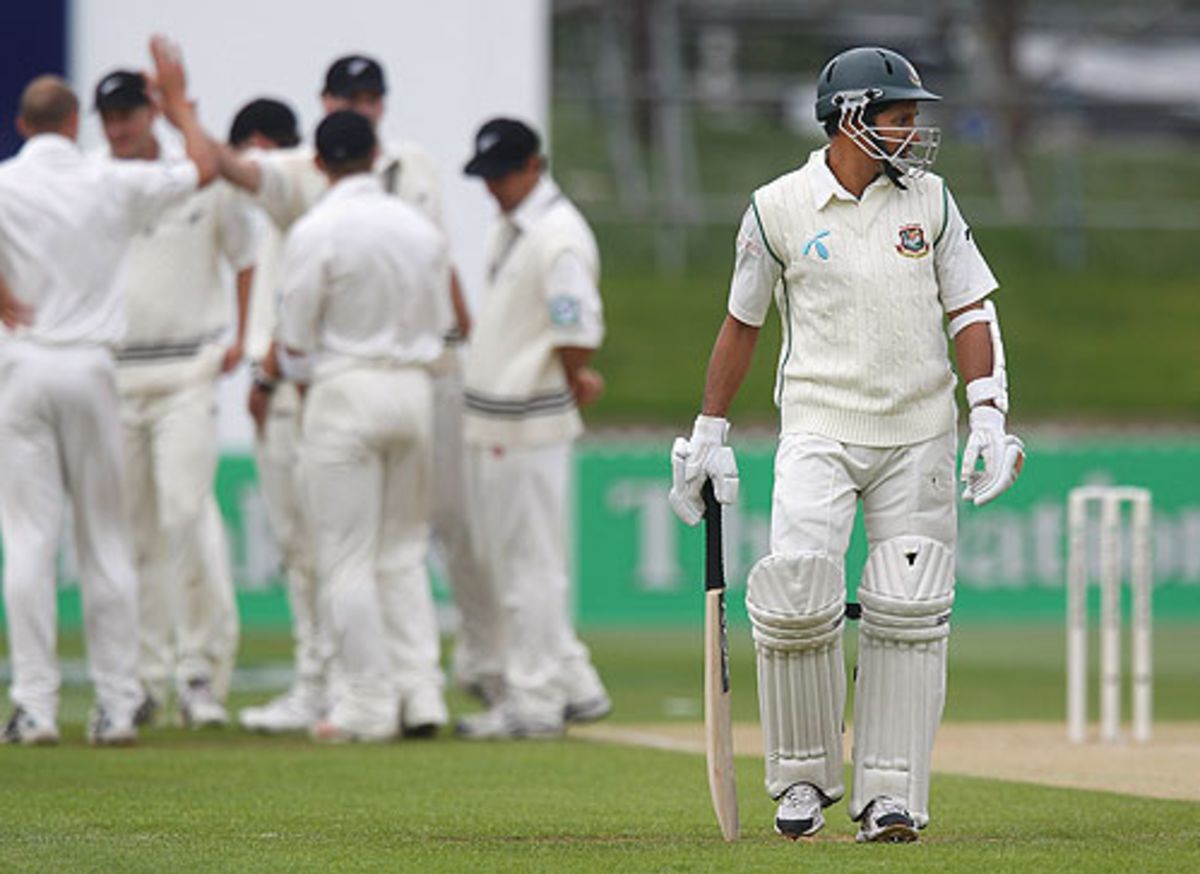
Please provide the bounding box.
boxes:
[881,161,908,190]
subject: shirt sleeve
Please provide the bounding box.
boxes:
[257,152,314,232]
[115,160,199,229]
[215,185,259,272]
[390,147,445,230]
[274,224,326,354]
[544,249,604,349]
[935,186,999,312]
[428,232,455,338]
[727,206,781,327]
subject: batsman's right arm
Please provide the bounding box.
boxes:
[701,314,759,417]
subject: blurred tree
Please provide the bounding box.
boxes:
[974,0,1033,218]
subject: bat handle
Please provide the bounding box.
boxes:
[702,480,725,591]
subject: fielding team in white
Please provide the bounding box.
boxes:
[0,37,609,747]
[0,37,1021,842]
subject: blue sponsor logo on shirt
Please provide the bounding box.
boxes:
[803,230,831,261]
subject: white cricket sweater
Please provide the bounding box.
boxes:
[110,136,256,394]
[463,178,603,448]
[751,157,959,446]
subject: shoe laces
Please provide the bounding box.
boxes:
[868,795,911,822]
[780,783,821,813]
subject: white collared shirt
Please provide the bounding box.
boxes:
[462,176,603,447]
[488,177,604,350]
[733,146,1000,445]
[0,134,198,346]
[728,146,996,327]
[110,134,257,362]
[275,174,451,378]
[247,139,446,360]
[256,140,444,233]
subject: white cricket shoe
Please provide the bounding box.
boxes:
[564,691,612,724]
[455,705,563,741]
[178,679,229,728]
[561,661,611,725]
[310,717,396,744]
[87,707,137,747]
[1,707,60,746]
[855,796,919,843]
[774,782,825,839]
[400,686,448,739]
[239,690,323,734]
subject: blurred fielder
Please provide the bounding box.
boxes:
[253,111,452,741]
[456,119,611,739]
[224,98,331,734]
[221,55,484,734]
[96,70,255,729]
[669,47,1023,842]
[0,38,217,746]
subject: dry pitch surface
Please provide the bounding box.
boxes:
[576,721,1200,802]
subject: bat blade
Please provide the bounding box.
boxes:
[701,480,738,842]
[704,587,739,842]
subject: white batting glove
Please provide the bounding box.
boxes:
[960,406,1025,506]
[669,415,739,526]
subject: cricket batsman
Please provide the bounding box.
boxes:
[669,46,1023,842]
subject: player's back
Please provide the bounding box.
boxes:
[282,175,449,372]
[0,138,133,344]
[0,135,196,346]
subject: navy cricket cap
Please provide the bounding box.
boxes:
[316,110,376,165]
[463,118,540,179]
[323,55,386,97]
[228,98,300,148]
[94,70,150,112]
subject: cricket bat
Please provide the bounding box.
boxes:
[701,480,739,842]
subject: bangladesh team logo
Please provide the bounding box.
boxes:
[896,223,930,258]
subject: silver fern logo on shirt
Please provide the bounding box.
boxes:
[895,223,929,258]
[549,295,581,327]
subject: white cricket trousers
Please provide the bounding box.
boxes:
[764,429,957,808]
[0,341,141,725]
[120,372,239,702]
[771,430,957,556]
[429,348,500,688]
[254,383,326,702]
[467,441,599,723]
[302,366,442,733]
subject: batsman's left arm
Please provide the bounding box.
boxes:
[948,301,994,392]
[947,298,1024,505]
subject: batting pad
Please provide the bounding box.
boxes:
[850,537,955,827]
[746,552,847,800]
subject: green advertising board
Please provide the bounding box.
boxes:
[576,438,1200,626]
[3,438,1199,628]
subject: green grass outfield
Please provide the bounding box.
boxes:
[1,626,1198,872]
